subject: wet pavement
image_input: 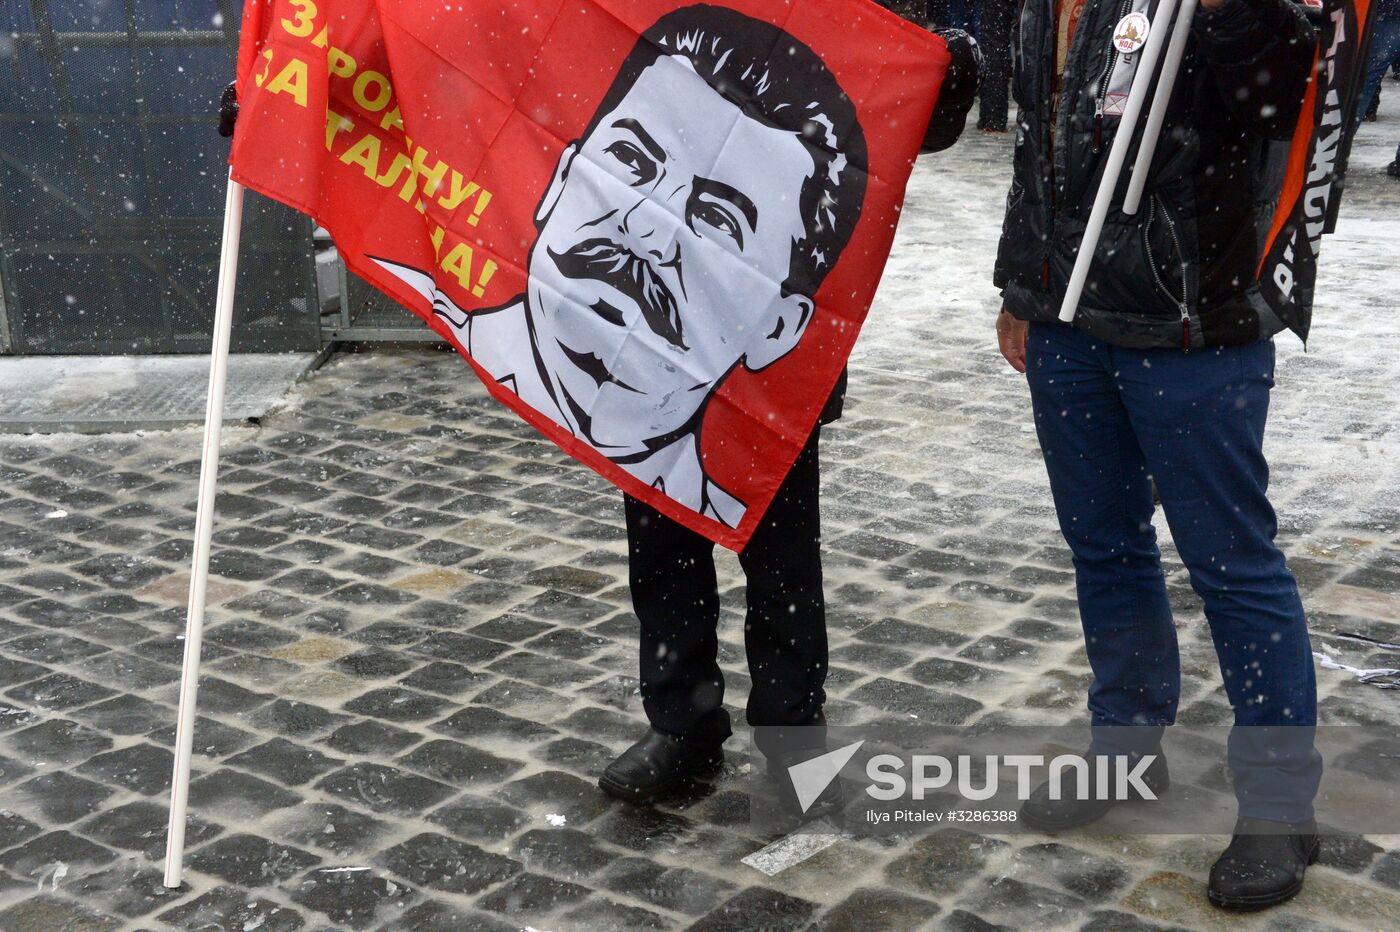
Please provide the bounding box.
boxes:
[0,120,1398,931]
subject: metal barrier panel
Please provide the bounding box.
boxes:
[0,0,319,355]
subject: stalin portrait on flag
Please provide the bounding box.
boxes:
[229,0,950,550]
[372,5,869,529]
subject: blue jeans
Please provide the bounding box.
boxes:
[1026,323,1321,821]
[1357,16,1400,164]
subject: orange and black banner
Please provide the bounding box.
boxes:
[1258,0,1377,341]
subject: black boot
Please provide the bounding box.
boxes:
[598,727,724,803]
[1208,817,1320,910]
[1020,750,1169,832]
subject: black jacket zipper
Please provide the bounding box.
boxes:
[1093,0,1136,154]
[1144,195,1192,347]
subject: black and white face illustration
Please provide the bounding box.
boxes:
[525,54,820,457]
[371,6,866,525]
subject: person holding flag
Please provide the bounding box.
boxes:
[209,0,978,824]
[599,14,982,810]
[992,0,1326,911]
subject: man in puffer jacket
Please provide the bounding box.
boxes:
[993,0,1324,911]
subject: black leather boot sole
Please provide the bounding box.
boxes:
[1208,843,1319,910]
[1208,821,1321,911]
[598,727,725,804]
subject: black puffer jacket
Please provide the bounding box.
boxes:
[996,0,1318,348]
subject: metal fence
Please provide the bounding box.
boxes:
[0,0,320,354]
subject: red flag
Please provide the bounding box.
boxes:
[232,0,949,550]
[1258,0,1376,343]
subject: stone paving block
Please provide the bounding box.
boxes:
[477,870,592,917]
[64,861,188,919]
[425,794,531,844]
[593,806,698,854]
[378,831,522,895]
[470,678,567,713]
[186,833,321,886]
[554,897,672,930]
[149,715,259,759]
[959,875,1088,927]
[290,866,416,929]
[886,831,1009,895]
[248,698,352,737]
[511,827,617,879]
[398,660,490,696]
[540,736,616,776]
[511,589,614,624]
[188,769,304,819]
[4,671,116,711]
[342,686,451,723]
[848,677,984,724]
[270,568,348,596]
[941,907,1013,931]
[689,886,820,932]
[71,554,168,589]
[5,631,108,664]
[324,719,422,757]
[0,810,42,850]
[79,801,222,860]
[349,620,432,647]
[315,763,455,815]
[226,737,346,787]
[1002,842,1131,900]
[0,655,49,689]
[525,626,610,660]
[409,630,513,665]
[1078,909,1180,931]
[395,738,523,785]
[393,899,517,932]
[335,553,412,580]
[601,859,738,917]
[0,895,123,931]
[68,615,155,648]
[195,677,275,715]
[814,887,941,930]
[156,884,307,931]
[77,650,173,691]
[12,598,99,630]
[495,769,611,826]
[6,718,113,766]
[273,803,392,859]
[270,538,345,565]
[487,650,601,690]
[0,830,118,879]
[13,770,113,823]
[956,635,1040,665]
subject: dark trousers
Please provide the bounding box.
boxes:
[977,0,1015,131]
[1025,323,1321,821]
[623,430,826,746]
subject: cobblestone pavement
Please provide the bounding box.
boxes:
[1,124,1398,931]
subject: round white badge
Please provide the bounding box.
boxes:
[1113,12,1151,54]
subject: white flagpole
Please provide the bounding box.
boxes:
[1059,0,1181,323]
[1123,0,1199,215]
[164,170,244,889]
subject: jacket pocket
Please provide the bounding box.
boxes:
[1143,195,1188,315]
[1057,204,1184,320]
